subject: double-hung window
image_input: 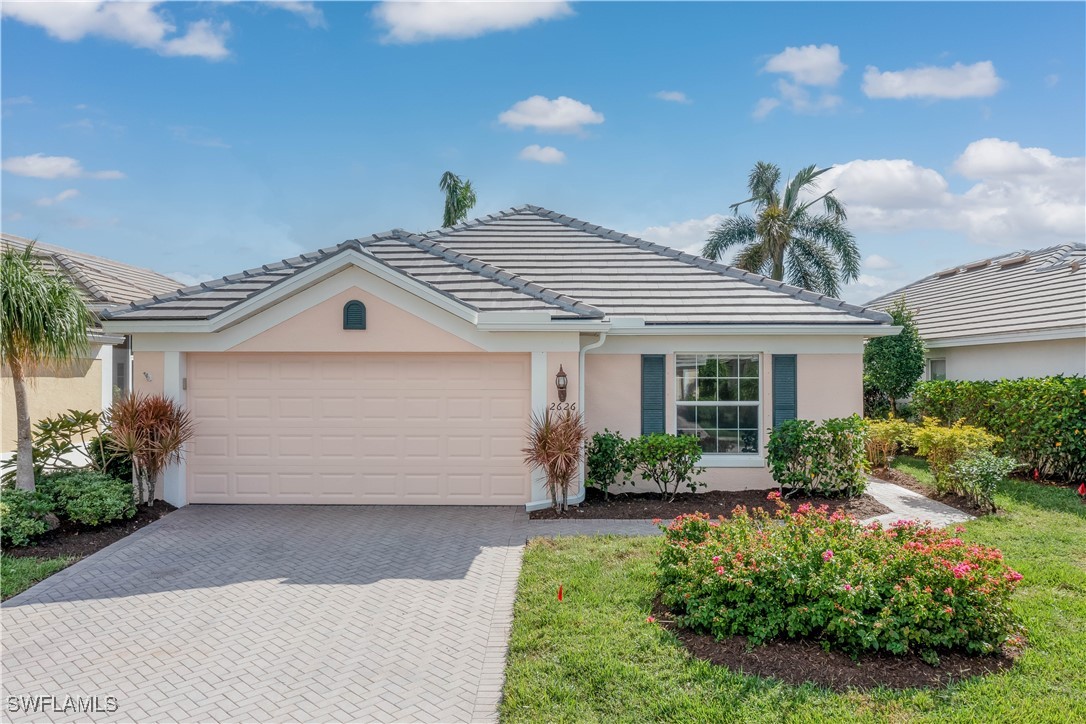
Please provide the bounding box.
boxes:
[676,353,760,455]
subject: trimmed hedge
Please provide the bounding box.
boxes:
[912,377,1086,480]
[0,488,52,547]
[767,415,868,497]
[36,471,136,527]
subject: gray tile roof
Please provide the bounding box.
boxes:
[866,243,1086,342]
[102,206,892,326]
[1,233,182,313]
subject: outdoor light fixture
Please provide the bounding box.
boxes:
[555,365,568,402]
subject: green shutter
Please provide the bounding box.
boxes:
[641,354,666,435]
[343,300,367,330]
[772,354,797,428]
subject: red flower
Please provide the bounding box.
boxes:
[1078,483,1086,497]
[822,550,834,562]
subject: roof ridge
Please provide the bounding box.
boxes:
[52,253,113,303]
[506,205,891,324]
[0,232,180,289]
[390,229,604,319]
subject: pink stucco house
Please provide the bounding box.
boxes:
[101,206,896,510]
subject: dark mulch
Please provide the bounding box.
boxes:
[529,487,891,520]
[870,467,990,517]
[4,500,176,559]
[651,598,1019,691]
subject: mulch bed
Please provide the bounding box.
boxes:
[4,500,176,559]
[870,467,990,517]
[529,487,891,520]
[651,598,1019,691]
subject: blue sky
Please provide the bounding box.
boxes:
[2,1,1083,303]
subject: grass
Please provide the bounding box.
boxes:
[1,555,77,600]
[501,463,1086,722]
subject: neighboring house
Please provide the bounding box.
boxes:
[1,233,181,455]
[100,206,895,510]
[868,243,1086,382]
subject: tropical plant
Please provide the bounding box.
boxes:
[912,417,1000,494]
[106,393,195,505]
[523,409,587,512]
[585,429,628,499]
[864,416,915,469]
[622,433,706,502]
[702,162,860,297]
[36,471,136,526]
[439,171,477,227]
[864,297,926,414]
[0,409,122,486]
[950,450,1019,513]
[766,415,868,497]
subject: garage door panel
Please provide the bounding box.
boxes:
[187,353,531,504]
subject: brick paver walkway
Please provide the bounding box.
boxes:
[2,505,646,723]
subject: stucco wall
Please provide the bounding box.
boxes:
[930,338,1086,381]
[2,357,102,453]
[133,351,166,397]
[797,354,864,421]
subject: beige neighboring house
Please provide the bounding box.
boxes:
[1,233,182,455]
[101,206,896,510]
[868,243,1086,382]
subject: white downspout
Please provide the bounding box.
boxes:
[568,331,608,506]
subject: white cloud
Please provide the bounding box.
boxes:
[862,61,1002,99]
[751,97,780,120]
[654,90,691,104]
[35,189,80,207]
[1045,74,1059,88]
[864,254,896,270]
[762,44,846,86]
[518,144,566,164]
[2,154,124,180]
[265,1,326,29]
[1,2,230,60]
[776,80,842,114]
[373,1,572,43]
[632,214,729,255]
[498,95,604,134]
[815,140,1084,244]
[170,126,230,149]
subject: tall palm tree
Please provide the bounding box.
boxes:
[439,171,477,227]
[702,162,860,298]
[1,243,94,491]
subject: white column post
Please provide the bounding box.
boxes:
[526,351,550,511]
[161,351,188,507]
[97,343,113,413]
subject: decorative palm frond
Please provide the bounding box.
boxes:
[522,409,587,513]
[106,393,194,504]
[439,171,477,228]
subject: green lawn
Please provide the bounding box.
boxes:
[1,555,77,600]
[501,466,1086,722]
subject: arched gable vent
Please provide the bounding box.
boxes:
[343,300,367,330]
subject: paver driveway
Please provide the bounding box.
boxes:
[2,505,654,723]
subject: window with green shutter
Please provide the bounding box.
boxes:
[676,353,760,454]
[772,354,797,428]
[641,355,666,435]
[343,300,367,330]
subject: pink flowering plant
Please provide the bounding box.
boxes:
[657,495,1024,659]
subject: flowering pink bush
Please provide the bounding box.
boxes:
[657,497,1024,657]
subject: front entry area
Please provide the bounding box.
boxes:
[185,352,531,504]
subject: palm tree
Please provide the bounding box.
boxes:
[439,171,477,227]
[1,243,94,490]
[702,162,860,298]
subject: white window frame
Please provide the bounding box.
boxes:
[674,352,764,468]
[928,358,947,381]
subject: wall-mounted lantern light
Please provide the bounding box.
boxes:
[555,365,568,402]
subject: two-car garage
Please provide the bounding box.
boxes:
[185,352,532,505]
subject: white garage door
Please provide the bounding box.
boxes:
[186,353,531,504]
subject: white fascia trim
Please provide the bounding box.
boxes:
[925,326,1086,348]
[606,324,900,337]
[88,331,126,345]
[476,313,610,332]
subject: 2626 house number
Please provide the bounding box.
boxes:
[549,402,577,411]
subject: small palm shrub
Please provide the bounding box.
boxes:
[657,499,1024,660]
[107,393,194,505]
[767,415,868,497]
[36,471,135,526]
[950,451,1019,513]
[585,429,627,499]
[912,417,1000,494]
[523,410,587,512]
[865,416,916,468]
[622,433,705,502]
[0,488,53,547]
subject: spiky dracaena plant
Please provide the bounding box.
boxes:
[523,409,587,513]
[1,243,94,491]
[106,393,194,505]
[703,162,860,297]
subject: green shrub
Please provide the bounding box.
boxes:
[767,415,868,497]
[950,451,1019,513]
[912,417,1000,494]
[585,430,627,499]
[36,471,135,527]
[0,488,53,547]
[912,376,1086,480]
[88,434,133,482]
[657,501,1025,659]
[622,433,705,501]
[864,416,916,468]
